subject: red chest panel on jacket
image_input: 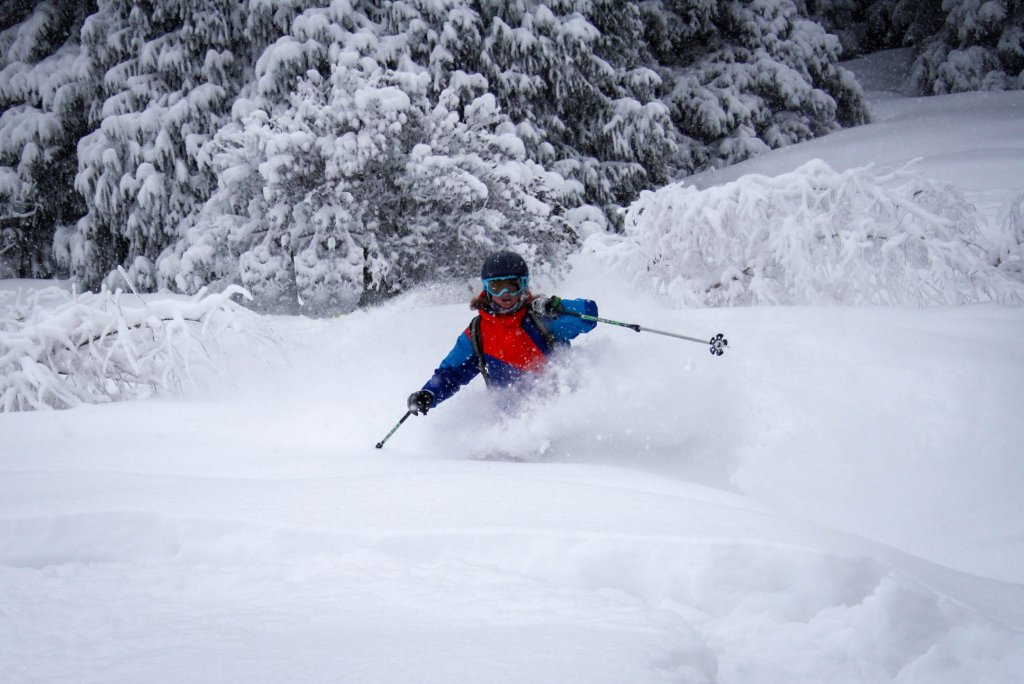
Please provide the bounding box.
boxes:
[473,308,546,371]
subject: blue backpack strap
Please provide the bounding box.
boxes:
[468,315,492,387]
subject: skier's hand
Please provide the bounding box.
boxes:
[407,390,434,416]
[530,295,563,317]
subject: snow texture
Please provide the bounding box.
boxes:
[2,63,1024,682]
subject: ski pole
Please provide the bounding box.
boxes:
[561,309,728,356]
[375,411,412,449]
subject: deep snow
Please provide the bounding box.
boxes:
[2,51,1024,682]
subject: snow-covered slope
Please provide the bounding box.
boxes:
[2,55,1024,682]
[3,289,1023,682]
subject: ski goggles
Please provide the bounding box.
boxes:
[483,275,528,297]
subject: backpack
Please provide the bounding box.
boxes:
[468,311,557,388]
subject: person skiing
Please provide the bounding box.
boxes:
[406,250,598,416]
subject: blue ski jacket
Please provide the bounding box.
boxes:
[421,295,598,406]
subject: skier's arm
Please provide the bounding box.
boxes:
[545,298,598,341]
[420,330,480,407]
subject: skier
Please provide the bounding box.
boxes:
[406,250,598,416]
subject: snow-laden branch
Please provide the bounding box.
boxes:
[0,286,270,411]
[995,190,1024,274]
[591,160,1024,307]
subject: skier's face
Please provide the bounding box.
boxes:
[491,290,523,311]
[483,275,528,312]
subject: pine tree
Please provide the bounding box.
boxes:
[800,0,946,57]
[801,1,1022,93]
[71,0,246,290]
[468,0,676,207]
[913,0,1024,93]
[645,0,869,174]
[0,0,95,279]
[164,14,581,315]
[3,0,874,310]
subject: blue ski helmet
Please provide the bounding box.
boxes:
[481,251,528,280]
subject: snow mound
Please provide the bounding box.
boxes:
[589,160,1023,307]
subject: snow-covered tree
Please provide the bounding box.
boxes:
[801,0,946,57]
[3,0,873,309]
[69,0,248,291]
[160,32,581,314]
[803,0,1022,93]
[0,0,95,279]
[800,0,868,55]
[642,0,870,175]
[464,0,677,207]
[913,0,1024,93]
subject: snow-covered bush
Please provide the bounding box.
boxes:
[0,283,266,411]
[592,160,1024,306]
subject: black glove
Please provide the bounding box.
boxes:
[530,295,563,317]
[407,390,434,415]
